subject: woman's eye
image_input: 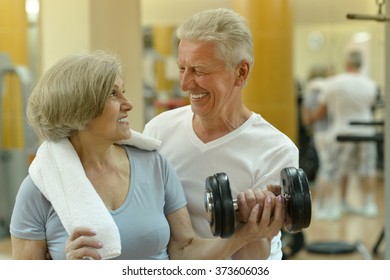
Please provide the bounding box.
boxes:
[110,91,117,97]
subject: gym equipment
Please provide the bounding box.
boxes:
[0,53,38,238]
[281,229,305,259]
[306,240,373,260]
[306,241,356,254]
[305,126,384,258]
[204,167,312,238]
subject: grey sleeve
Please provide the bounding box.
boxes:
[9,176,49,240]
[161,156,187,215]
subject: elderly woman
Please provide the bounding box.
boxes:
[9,51,280,260]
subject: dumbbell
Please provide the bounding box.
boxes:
[204,167,312,238]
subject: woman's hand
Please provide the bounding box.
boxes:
[65,227,103,260]
[235,192,285,241]
[236,186,281,223]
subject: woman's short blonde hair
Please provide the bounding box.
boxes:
[27,50,122,142]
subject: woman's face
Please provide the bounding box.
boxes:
[86,76,133,142]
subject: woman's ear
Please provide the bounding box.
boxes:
[235,60,250,86]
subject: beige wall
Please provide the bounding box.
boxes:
[294,22,385,91]
[39,0,90,71]
[141,0,231,26]
[39,0,144,131]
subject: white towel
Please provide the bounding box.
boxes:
[28,130,161,259]
[118,129,161,150]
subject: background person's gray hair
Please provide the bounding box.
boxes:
[176,8,254,69]
[27,50,122,142]
[345,50,363,69]
[307,64,331,81]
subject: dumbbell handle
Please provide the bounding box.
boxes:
[206,193,291,216]
[232,192,291,211]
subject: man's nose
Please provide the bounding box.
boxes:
[180,69,195,92]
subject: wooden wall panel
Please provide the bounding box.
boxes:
[0,0,28,148]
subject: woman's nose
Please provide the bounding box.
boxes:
[121,95,133,111]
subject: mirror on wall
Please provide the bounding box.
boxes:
[141,25,186,123]
[141,0,386,260]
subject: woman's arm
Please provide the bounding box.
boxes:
[11,236,49,259]
[167,193,284,260]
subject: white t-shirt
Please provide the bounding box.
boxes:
[319,72,377,139]
[144,105,299,260]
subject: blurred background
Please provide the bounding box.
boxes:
[0,0,388,260]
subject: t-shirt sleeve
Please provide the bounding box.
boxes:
[9,176,48,240]
[253,140,299,189]
[161,156,187,215]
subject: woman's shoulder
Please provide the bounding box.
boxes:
[17,175,44,199]
[122,145,169,166]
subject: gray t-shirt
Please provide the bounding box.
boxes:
[10,145,187,260]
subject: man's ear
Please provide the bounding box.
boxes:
[235,60,250,86]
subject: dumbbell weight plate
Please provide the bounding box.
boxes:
[297,168,311,229]
[205,175,223,236]
[281,167,312,232]
[215,173,235,238]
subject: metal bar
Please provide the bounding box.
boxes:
[346,13,390,22]
[385,0,390,260]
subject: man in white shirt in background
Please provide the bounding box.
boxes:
[308,50,378,219]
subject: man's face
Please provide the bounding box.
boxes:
[177,40,238,119]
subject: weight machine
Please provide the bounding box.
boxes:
[344,0,390,259]
[0,52,39,238]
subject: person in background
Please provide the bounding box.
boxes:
[301,64,335,220]
[307,50,378,219]
[143,8,298,259]
[9,50,282,260]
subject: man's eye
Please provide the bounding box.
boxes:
[195,70,204,76]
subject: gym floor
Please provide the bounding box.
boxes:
[286,172,385,260]
[0,173,385,260]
